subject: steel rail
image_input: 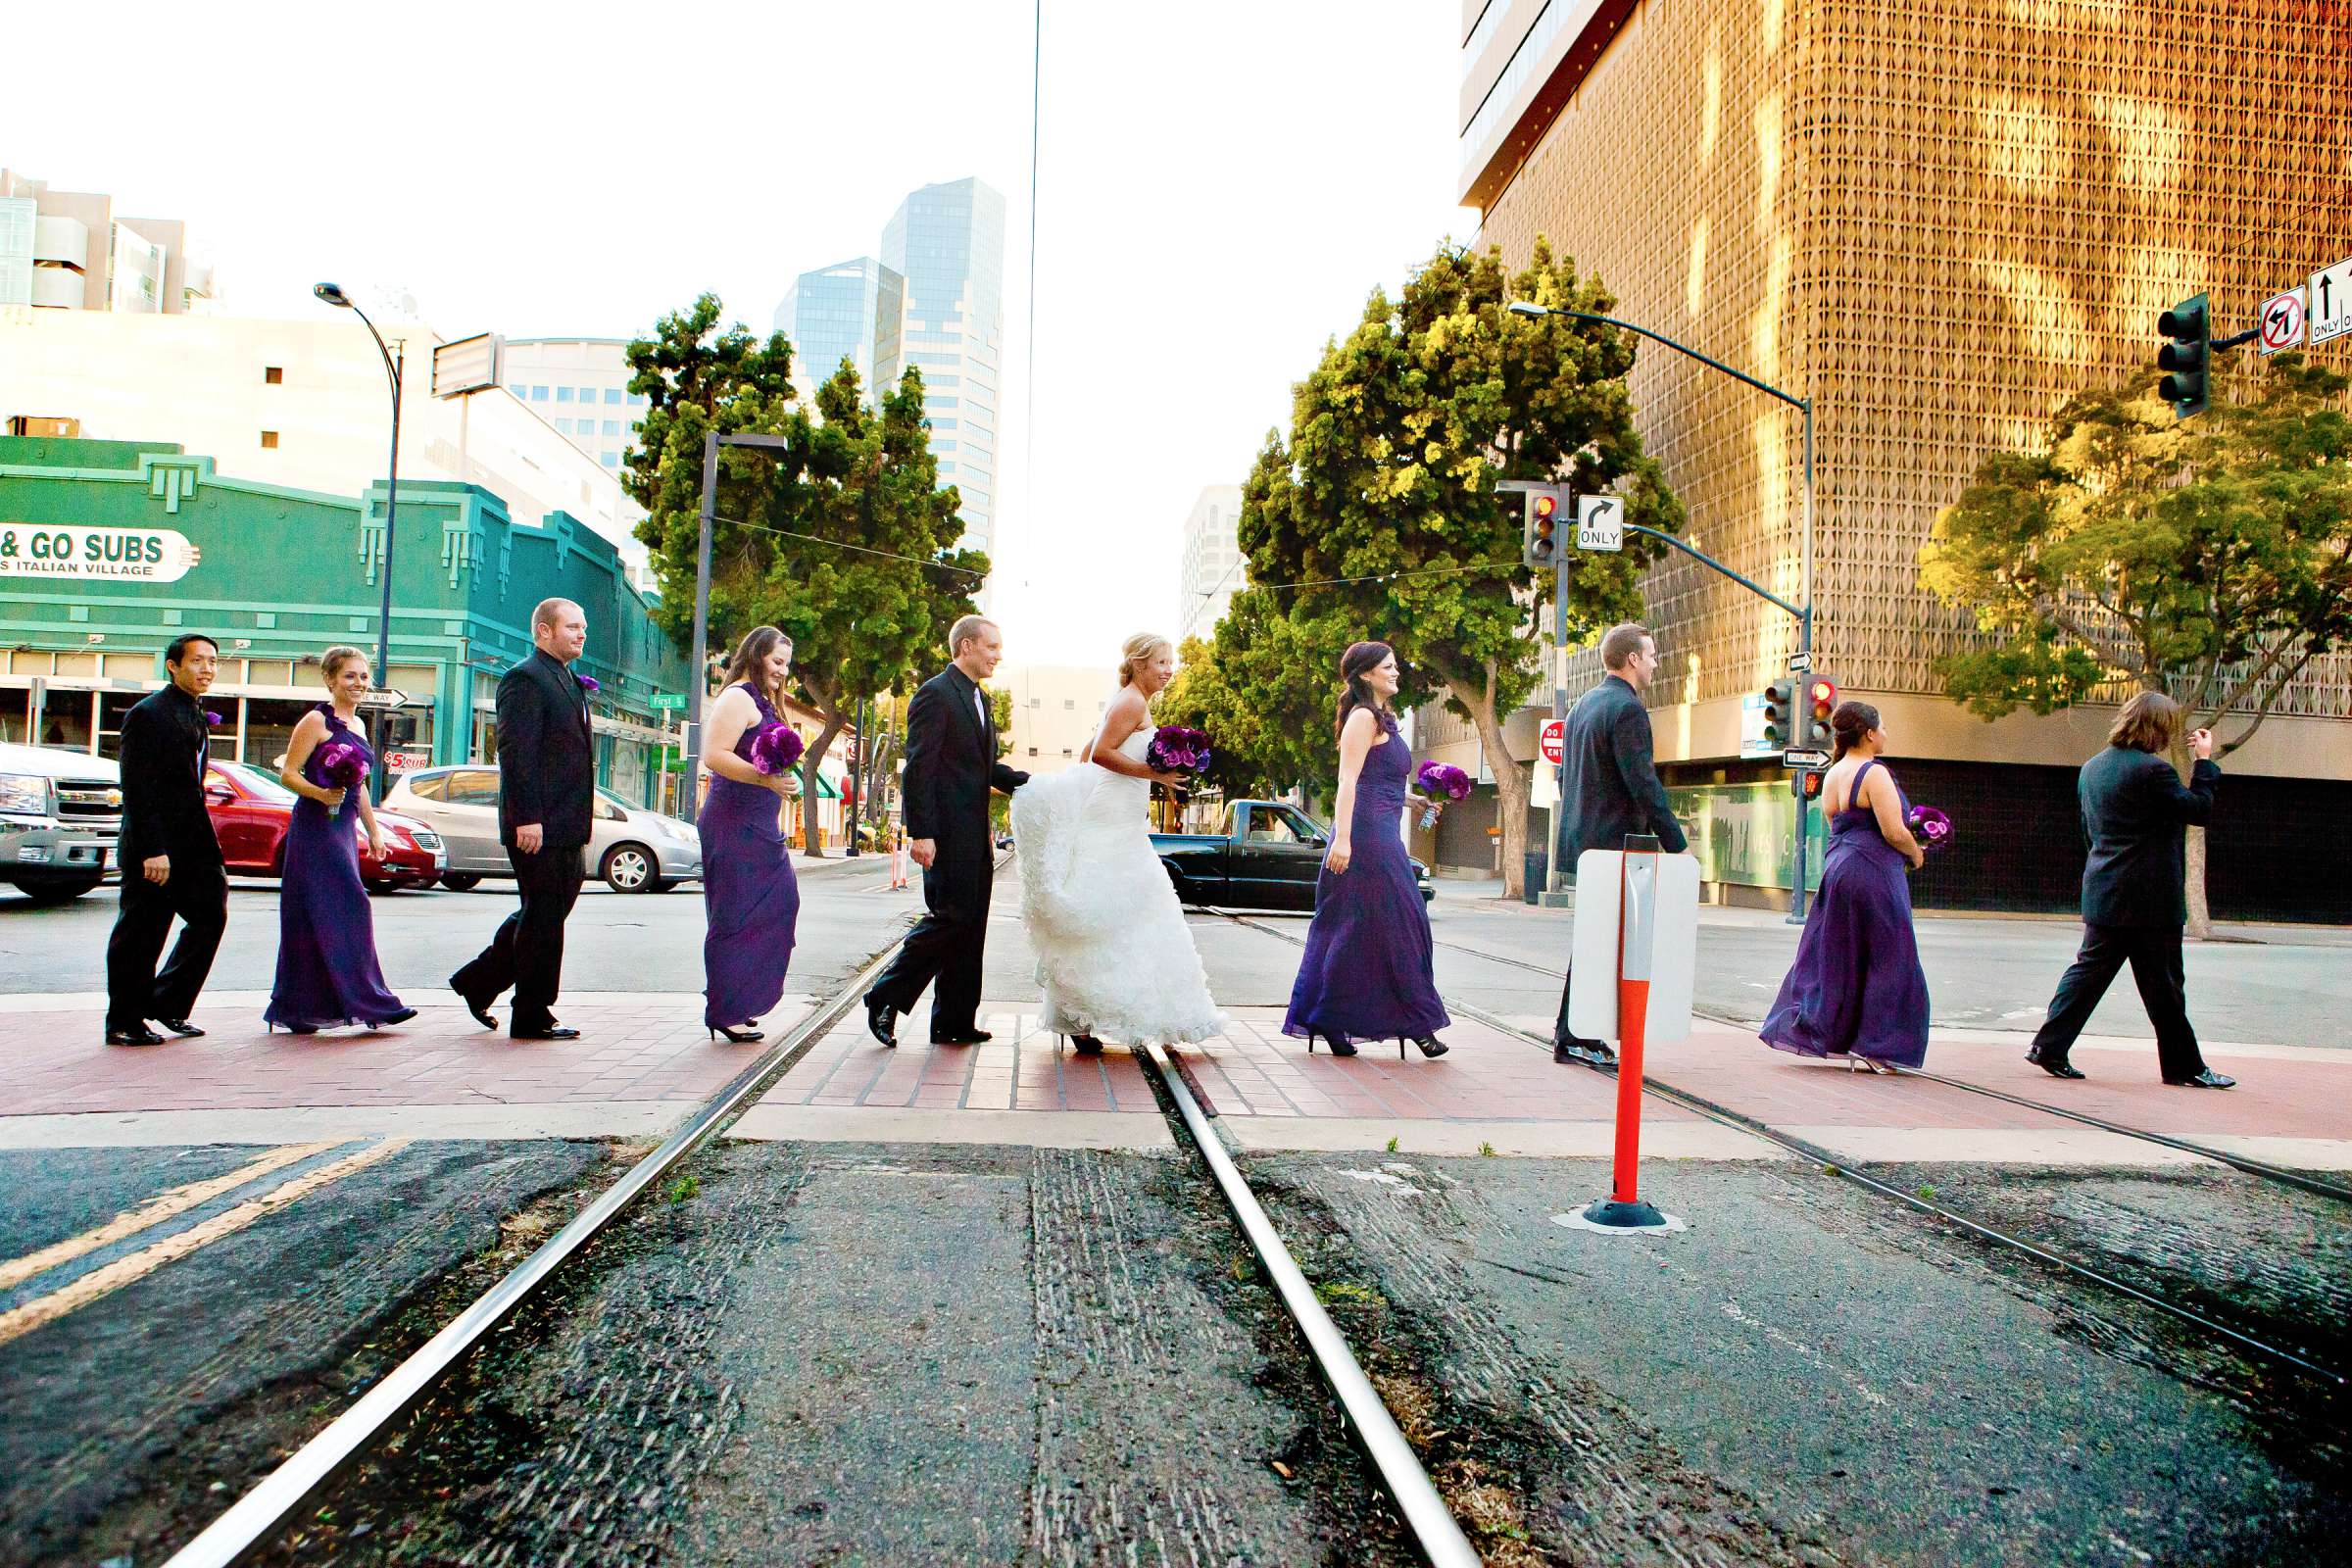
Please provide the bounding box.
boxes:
[1209,909,2347,1386]
[1136,1041,1484,1568]
[161,937,912,1568]
[1419,932,2352,1204]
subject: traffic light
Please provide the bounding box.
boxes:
[2157,293,2209,419]
[1802,769,1825,802]
[1521,488,1561,569]
[1804,677,1838,751]
[1761,678,1793,748]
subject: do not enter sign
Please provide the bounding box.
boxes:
[1541,718,1565,765]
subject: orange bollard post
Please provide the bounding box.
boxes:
[1582,834,1670,1230]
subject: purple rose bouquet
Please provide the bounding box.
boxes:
[1147,726,1212,777]
[315,738,370,791]
[1414,761,1472,828]
[1905,804,1953,858]
[749,720,805,777]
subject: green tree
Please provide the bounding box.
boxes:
[1921,351,2352,933]
[1229,238,1683,895]
[626,297,985,854]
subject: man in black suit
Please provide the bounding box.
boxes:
[104,634,228,1047]
[865,614,1029,1047]
[1551,622,1689,1066]
[2027,691,2231,1087]
[451,597,597,1041]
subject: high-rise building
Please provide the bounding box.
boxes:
[1448,0,2349,919]
[499,338,649,479]
[774,256,905,402]
[1177,485,1244,645]
[0,167,220,316]
[880,177,1007,568]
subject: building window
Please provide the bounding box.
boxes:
[604,387,622,405]
[554,417,570,434]
[602,451,619,466]
[264,366,283,384]
[260,430,279,449]
[1028,746,1039,757]
[602,419,620,436]
[1063,699,1075,710]
[531,385,549,401]
[576,385,595,402]
[1029,697,1042,708]
[628,391,648,407]
[557,387,573,403]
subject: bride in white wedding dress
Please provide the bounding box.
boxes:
[1011,633,1226,1055]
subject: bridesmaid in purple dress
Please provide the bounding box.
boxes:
[1761,701,1931,1071]
[1284,641,1451,1059]
[698,626,804,1042]
[266,647,416,1034]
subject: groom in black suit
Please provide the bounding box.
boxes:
[865,615,1029,1047]
[451,597,596,1040]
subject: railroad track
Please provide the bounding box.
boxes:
[1208,906,2349,1388]
[160,924,1483,1568]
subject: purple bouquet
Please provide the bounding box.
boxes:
[1414,761,1472,829]
[749,720,805,777]
[1147,726,1212,777]
[1905,804,1953,858]
[315,738,369,791]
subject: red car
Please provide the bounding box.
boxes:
[203,760,448,893]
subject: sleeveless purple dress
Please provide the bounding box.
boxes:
[1284,710,1450,1043]
[1761,758,1931,1067]
[699,684,801,1030]
[266,706,408,1030]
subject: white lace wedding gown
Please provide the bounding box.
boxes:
[1011,726,1226,1045]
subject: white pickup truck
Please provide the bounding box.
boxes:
[0,740,122,903]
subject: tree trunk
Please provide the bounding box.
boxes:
[1443,662,1526,900]
[2169,736,2215,940]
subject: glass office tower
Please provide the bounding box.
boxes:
[879,177,1006,567]
[773,256,904,400]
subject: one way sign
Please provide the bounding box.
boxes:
[2312,256,2352,347]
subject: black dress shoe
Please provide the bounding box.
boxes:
[932,1032,990,1047]
[2026,1046,2086,1080]
[450,980,497,1030]
[865,998,899,1048]
[1555,1038,1616,1067]
[1070,1034,1105,1056]
[377,1007,419,1027]
[106,1025,167,1047]
[511,1025,581,1041]
[2164,1068,2236,1089]
[152,1017,206,1038]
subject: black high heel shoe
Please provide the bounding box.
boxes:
[1305,1031,1357,1057]
[1067,1033,1105,1056]
[1401,1034,1448,1059]
[376,1007,419,1028]
[710,1024,762,1044]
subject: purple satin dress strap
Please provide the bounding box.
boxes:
[266,705,408,1029]
[699,684,802,1029]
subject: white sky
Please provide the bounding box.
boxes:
[7,0,1476,669]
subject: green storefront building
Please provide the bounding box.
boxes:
[0,437,688,804]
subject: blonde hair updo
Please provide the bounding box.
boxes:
[1117,633,1174,687]
[320,645,369,682]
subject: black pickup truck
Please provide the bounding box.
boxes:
[1149,799,1436,911]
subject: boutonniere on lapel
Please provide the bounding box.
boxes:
[203,710,222,727]
[576,675,599,696]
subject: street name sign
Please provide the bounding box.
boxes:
[2312,257,2352,347]
[358,688,413,710]
[2260,286,2306,354]
[1576,495,1624,552]
[1782,747,1831,770]
[650,693,686,710]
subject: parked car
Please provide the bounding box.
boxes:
[0,740,121,903]
[1149,799,1435,910]
[204,760,447,893]
[382,764,703,893]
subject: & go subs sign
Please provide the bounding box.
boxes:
[0,524,203,583]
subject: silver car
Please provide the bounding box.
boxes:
[382,765,703,894]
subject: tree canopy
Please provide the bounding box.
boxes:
[624,294,985,851]
[1192,239,1683,892]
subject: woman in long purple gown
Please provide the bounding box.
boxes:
[1284,641,1450,1059]
[266,647,415,1034]
[699,626,803,1042]
[1761,701,1931,1070]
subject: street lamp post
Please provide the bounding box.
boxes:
[1507,300,1819,920]
[314,282,404,801]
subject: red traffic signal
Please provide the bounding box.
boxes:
[1808,678,1837,720]
[1802,770,1825,801]
[1520,488,1563,568]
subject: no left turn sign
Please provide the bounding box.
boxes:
[2259,286,2306,354]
